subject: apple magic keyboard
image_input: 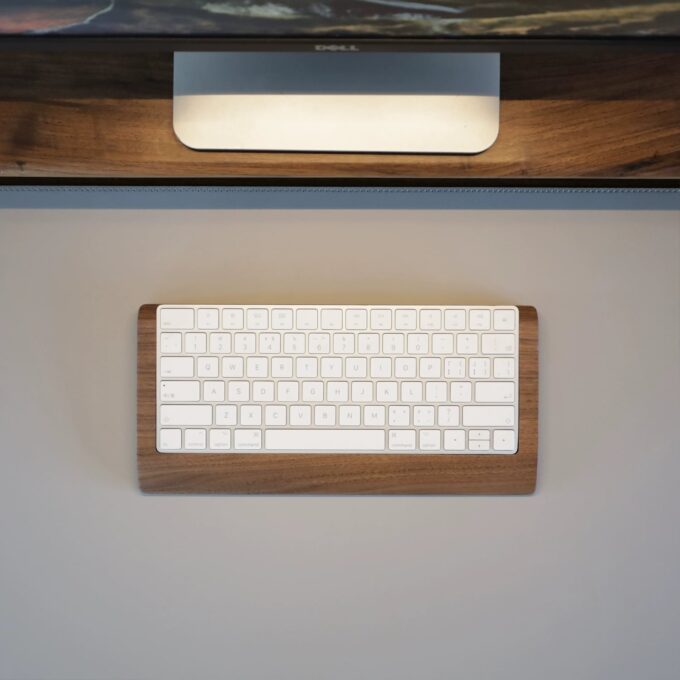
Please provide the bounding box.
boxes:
[156,305,519,454]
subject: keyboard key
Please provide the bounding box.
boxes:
[160,308,194,330]
[420,358,441,378]
[185,333,207,354]
[389,430,416,450]
[203,380,225,401]
[346,309,367,330]
[370,357,391,378]
[272,308,293,330]
[388,405,410,426]
[160,380,200,402]
[209,333,231,354]
[246,357,268,378]
[383,333,404,354]
[296,357,318,378]
[278,381,299,402]
[482,333,516,355]
[376,382,398,402]
[401,382,423,402]
[494,357,515,379]
[290,405,312,425]
[327,381,349,402]
[266,429,384,451]
[159,429,181,450]
[272,356,293,378]
[185,429,207,450]
[241,405,262,426]
[333,333,355,354]
[160,333,182,353]
[351,381,373,402]
[246,308,268,329]
[228,381,250,402]
[414,406,435,426]
[469,439,491,452]
[437,406,460,427]
[222,356,244,377]
[339,405,361,426]
[314,405,336,426]
[222,308,244,329]
[209,429,231,450]
[320,357,342,378]
[160,405,212,426]
[444,309,466,330]
[407,333,428,354]
[395,309,417,330]
[358,333,380,354]
[444,358,465,378]
[457,334,478,354]
[395,357,417,378]
[297,308,318,330]
[197,308,219,330]
[420,309,441,330]
[493,430,517,452]
[451,382,472,402]
[425,381,447,403]
[259,333,281,354]
[432,334,454,354]
[462,406,515,427]
[321,308,343,329]
[308,333,330,354]
[419,430,441,451]
[197,357,219,378]
[160,357,193,378]
[364,405,386,426]
[475,382,515,403]
[234,333,256,354]
[234,429,262,450]
[493,309,516,331]
[370,309,392,330]
[444,430,465,450]
[470,309,491,330]
[252,381,275,401]
[265,405,286,426]
[216,405,237,426]
[469,357,491,379]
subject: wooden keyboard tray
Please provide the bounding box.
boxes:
[137,304,538,494]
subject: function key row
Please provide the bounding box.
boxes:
[160,307,517,332]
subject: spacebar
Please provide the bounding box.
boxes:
[265,430,385,451]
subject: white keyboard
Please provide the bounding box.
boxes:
[156,305,519,454]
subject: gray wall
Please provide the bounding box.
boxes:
[1,188,679,680]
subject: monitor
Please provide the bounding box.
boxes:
[2,2,679,153]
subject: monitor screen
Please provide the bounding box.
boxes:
[1,1,679,39]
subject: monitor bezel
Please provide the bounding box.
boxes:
[0,35,679,52]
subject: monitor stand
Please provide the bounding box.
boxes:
[173,52,499,154]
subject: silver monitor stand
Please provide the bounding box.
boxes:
[173,52,499,154]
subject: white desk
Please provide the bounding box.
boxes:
[1,187,678,680]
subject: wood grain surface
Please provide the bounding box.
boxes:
[137,304,538,494]
[0,50,678,180]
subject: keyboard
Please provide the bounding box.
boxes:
[156,305,519,454]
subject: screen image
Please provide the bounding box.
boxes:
[1,0,679,38]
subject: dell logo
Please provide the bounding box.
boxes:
[315,44,360,52]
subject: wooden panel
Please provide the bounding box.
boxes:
[0,51,678,179]
[137,304,538,494]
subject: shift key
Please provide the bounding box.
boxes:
[462,406,515,427]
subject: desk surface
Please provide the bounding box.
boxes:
[0,51,679,180]
[0,187,678,679]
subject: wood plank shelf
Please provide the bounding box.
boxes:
[0,50,679,180]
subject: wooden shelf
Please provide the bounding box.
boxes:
[0,50,679,180]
